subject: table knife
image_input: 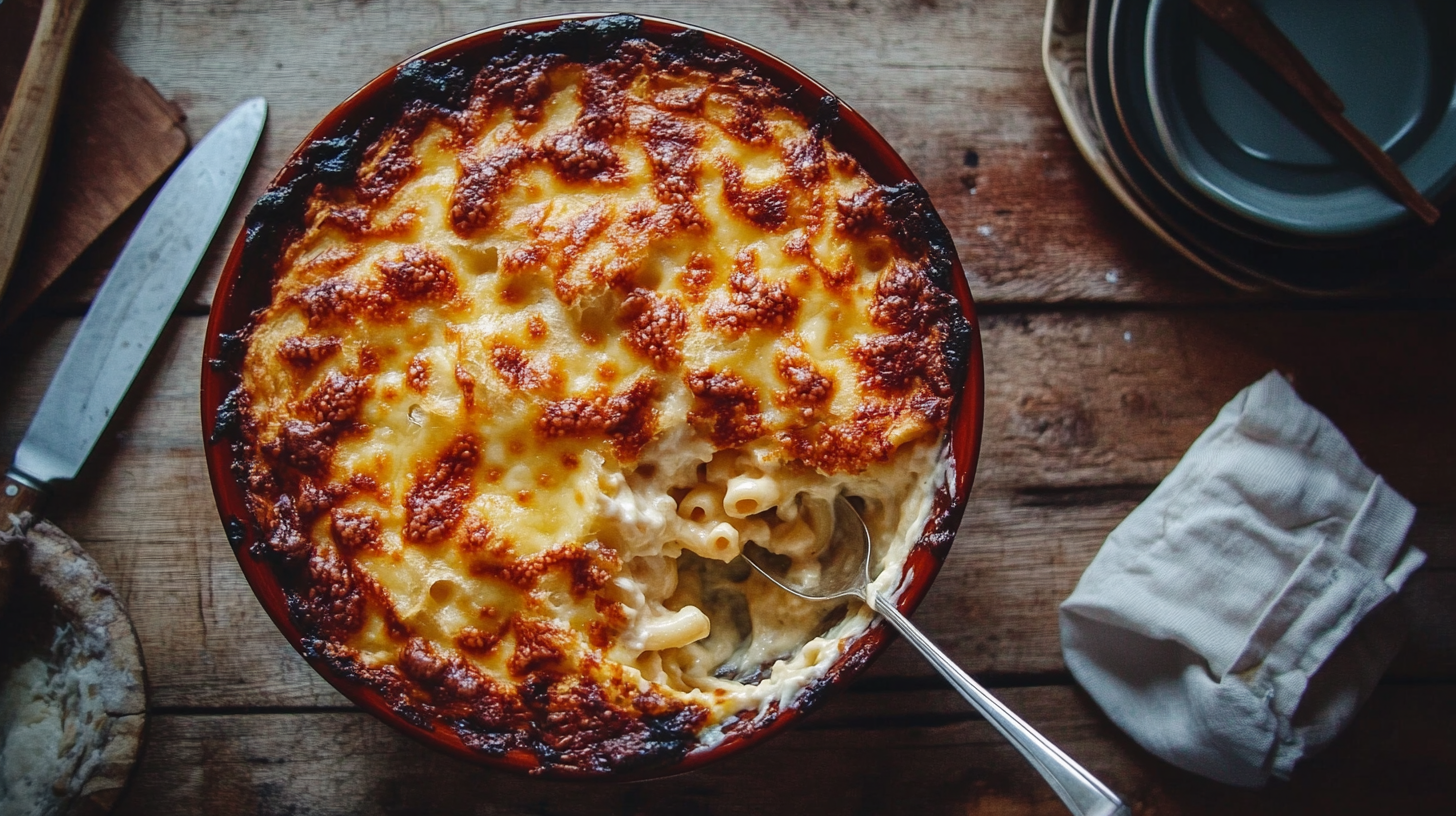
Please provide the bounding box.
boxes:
[1,97,266,529]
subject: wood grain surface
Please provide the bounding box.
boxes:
[2,0,1453,813]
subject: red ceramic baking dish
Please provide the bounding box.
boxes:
[201,13,983,778]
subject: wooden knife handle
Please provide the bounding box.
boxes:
[1,473,44,533]
[0,0,94,301]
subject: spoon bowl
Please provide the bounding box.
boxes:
[742,496,870,602]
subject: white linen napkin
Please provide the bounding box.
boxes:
[1059,371,1424,788]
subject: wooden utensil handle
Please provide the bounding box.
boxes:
[1317,107,1442,227]
[0,0,94,301]
[1189,0,1344,114]
[1189,0,1440,227]
[1,472,44,532]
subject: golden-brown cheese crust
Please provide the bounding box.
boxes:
[223,16,968,776]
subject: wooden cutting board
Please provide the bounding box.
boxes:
[0,0,187,326]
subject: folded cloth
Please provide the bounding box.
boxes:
[1060,371,1424,788]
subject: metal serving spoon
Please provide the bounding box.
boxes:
[742,496,1130,816]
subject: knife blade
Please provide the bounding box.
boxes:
[1,97,266,526]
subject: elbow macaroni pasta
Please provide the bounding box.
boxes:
[595,436,947,720]
[722,472,781,519]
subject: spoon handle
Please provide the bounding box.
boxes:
[872,594,1130,816]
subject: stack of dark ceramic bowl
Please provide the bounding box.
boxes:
[1043,0,1456,294]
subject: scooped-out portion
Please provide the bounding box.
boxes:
[224,16,969,775]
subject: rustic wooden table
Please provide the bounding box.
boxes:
[2,1,1453,813]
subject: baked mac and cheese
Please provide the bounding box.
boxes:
[218,16,971,775]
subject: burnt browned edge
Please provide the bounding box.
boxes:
[200,13,985,781]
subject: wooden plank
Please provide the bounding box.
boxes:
[2,308,1450,706]
[114,684,1456,815]
[63,0,1445,314]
